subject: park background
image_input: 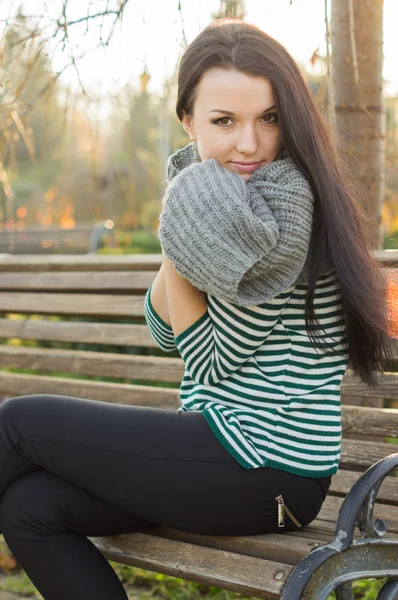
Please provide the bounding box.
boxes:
[0,0,397,599]
[0,0,397,252]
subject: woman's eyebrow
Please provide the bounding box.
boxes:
[208,105,276,116]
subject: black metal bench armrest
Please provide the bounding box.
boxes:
[280,452,398,600]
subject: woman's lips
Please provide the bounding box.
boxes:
[229,161,263,173]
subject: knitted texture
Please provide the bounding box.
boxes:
[158,142,331,306]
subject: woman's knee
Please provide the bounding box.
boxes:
[0,395,44,428]
[0,396,53,443]
[0,471,70,544]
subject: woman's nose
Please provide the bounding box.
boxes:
[235,126,259,155]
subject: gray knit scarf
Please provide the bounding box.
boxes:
[158,142,333,306]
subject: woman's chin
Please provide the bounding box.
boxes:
[237,172,251,182]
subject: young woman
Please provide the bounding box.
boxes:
[0,18,393,600]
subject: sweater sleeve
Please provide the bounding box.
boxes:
[174,289,293,386]
[158,159,279,301]
[144,284,177,353]
[158,156,314,307]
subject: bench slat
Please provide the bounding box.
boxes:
[1,368,397,424]
[330,468,398,503]
[340,438,398,469]
[0,319,396,366]
[0,372,179,408]
[341,405,398,437]
[0,346,183,383]
[0,292,144,317]
[342,369,398,397]
[0,319,157,347]
[317,494,398,532]
[134,524,398,566]
[1,345,398,401]
[0,271,154,292]
[90,532,292,599]
[0,370,397,439]
[0,254,161,271]
[0,252,396,269]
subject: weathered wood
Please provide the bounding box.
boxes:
[0,317,396,363]
[317,494,398,533]
[341,370,398,398]
[90,532,292,599]
[0,253,162,271]
[329,466,398,506]
[0,250,395,270]
[0,292,145,317]
[329,468,398,503]
[0,271,155,292]
[0,343,398,399]
[0,346,183,382]
[340,438,398,469]
[147,526,329,566]
[118,524,398,567]
[341,405,398,437]
[0,319,157,348]
[0,373,180,408]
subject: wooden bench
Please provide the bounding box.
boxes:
[0,251,397,599]
[0,220,115,254]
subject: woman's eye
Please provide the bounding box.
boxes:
[212,113,278,127]
[261,113,278,124]
[214,117,232,126]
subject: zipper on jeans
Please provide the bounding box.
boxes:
[275,495,303,528]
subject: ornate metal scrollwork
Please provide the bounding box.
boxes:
[280,453,398,600]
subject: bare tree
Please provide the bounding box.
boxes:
[0,1,131,228]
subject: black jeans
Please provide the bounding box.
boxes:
[0,394,331,600]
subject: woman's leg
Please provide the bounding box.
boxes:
[0,470,154,600]
[0,394,327,599]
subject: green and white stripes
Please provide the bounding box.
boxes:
[144,271,349,478]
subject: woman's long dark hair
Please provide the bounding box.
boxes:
[175,18,395,387]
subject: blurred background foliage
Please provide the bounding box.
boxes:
[1,12,397,252]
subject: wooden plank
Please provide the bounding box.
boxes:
[0,319,158,348]
[317,494,398,533]
[330,469,398,504]
[140,524,398,567]
[0,292,145,317]
[0,346,183,382]
[341,405,398,438]
[0,250,394,271]
[0,271,154,292]
[147,526,325,566]
[0,373,180,408]
[2,346,398,415]
[0,364,397,432]
[341,370,398,400]
[0,254,162,271]
[0,367,397,436]
[89,532,292,599]
[340,438,398,469]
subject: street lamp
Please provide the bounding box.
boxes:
[140,67,150,93]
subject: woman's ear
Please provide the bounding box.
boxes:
[181,112,196,141]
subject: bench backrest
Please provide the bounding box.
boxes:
[0,252,396,520]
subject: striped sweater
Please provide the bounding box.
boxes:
[144,270,349,478]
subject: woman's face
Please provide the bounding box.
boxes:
[181,68,283,182]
